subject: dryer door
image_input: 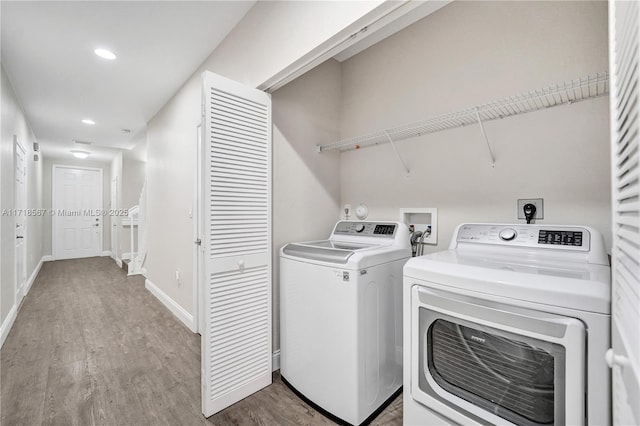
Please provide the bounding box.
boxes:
[410,285,586,426]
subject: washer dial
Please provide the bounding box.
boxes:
[499,228,517,241]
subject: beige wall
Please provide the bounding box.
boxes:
[271,59,342,350]
[1,65,44,329]
[42,158,112,256]
[146,78,198,313]
[339,0,612,252]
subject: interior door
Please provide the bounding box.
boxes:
[14,137,27,302]
[608,1,640,424]
[201,71,272,417]
[53,166,103,260]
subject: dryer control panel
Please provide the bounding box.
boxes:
[455,223,591,252]
[334,221,397,238]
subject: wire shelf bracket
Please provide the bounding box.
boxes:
[316,72,609,166]
[475,107,496,168]
[384,130,411,174]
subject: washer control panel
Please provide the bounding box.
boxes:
[456,224,590,251]
[334,221,397,237]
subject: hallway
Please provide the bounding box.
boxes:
[0,258,402,425]
[1,258,202,424]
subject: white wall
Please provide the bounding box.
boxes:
[271,59,342,350]
[42,157,111,257]
[144,1,389,325]
[1,65,44,341]
[339,1,612,251]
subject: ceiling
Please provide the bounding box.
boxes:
[1,1,255,162]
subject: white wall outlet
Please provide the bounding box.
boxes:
[175,269,181,285]
[344,204,351,220]
[517,198,544,220]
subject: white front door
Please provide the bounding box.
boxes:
[201,71,272,417]
[53,166,103,260]
[14,137,27,302]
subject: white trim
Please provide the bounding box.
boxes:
[0,304,17,349]
[145,278,195,332]
[115,257,123,269]
[121,252,133,261]
[42,255,53,262]
[101,250,111,257]
[24,256,44,295]
[272,349,281,372]
[52,165,104,260]
[193,123,203,335]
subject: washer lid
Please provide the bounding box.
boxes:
[404,250,611,314]
[282,240,376,264]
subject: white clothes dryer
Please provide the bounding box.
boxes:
[280,221,411,425]
[403,223,611,426]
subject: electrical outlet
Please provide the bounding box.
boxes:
[517,198,544,220]
[175,269,181,286]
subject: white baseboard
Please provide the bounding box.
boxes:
[115,257,123,268]
[24,256,44,295]
[145,278,195,332]
[42,255,53,262]
[122,252,135,261]
[0,304,17,349]
[1,255,48,348]
[272,349,281,372]
[101,250,112,257]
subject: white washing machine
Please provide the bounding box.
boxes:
[403,223,611,426]
[280,221,411,425]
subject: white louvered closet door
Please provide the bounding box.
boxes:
[608,1,640,425]
[201,71,272,417]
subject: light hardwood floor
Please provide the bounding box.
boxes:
[1,257,402,425]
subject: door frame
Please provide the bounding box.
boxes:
[14,136,27,305]
[193,123,203,334]
[52,164,104,260]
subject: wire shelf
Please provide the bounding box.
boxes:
[317,72,609,153]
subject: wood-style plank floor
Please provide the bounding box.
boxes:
[1,257,402,425]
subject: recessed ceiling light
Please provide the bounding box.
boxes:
[71,150,90,159]
[94,48,116,60]
[81,118,95,125]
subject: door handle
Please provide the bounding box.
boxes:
[16,236,24,239]
[195,238,202,246]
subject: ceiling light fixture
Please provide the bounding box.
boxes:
[81,118,96,125]
[71,150,90,159]
[94,48,116,60]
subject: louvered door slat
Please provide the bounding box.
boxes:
[201,71,272,418]
[608,2,640,425]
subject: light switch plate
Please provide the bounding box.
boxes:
[517,198,544,220]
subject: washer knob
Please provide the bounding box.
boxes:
[355,224,365,233]
[499,228,517,241]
